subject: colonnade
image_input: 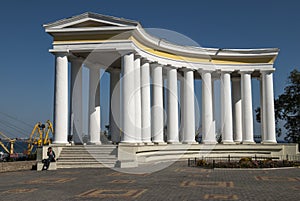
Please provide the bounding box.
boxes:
[52,52,277,145]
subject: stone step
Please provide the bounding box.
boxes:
[56,162,115,169]
[56,145,117,169]
[58,158,117,162]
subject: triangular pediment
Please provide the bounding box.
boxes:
[44,12,139,29]
[65,20,115,28]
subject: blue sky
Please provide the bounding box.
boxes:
[0,0,299,139]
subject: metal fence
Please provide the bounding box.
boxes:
[188,154,300,167]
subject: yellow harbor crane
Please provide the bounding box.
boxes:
[0,131,16,155]
[26,120,54,155]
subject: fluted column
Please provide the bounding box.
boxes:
[89,67,101,144]
[110,69,121,144]
[53,53,69,144]
[261,70,277,144]
[70,58,83,144]
[201,70,216,144]
[134,57,142,143]
[167,67,179,143]
[221,70,234,144]
[151,63,165,144]
[240,70,255,144]
[141,60,152,144]
[121,52,136,143]
[182,69,196,143]
[232,77,242,143]
[179,75,184,142]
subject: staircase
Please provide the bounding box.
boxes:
[56,145,118,169]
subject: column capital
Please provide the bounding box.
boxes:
[220,69,235,73]
[150,62,163,68]
[181,67,194,72]
[260,68,275,74]
[50,50,70,57]
[199,68,214,73]
[239,69,254,74]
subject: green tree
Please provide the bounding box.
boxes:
[256,69,300,143]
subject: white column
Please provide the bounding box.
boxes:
[141,60,152,144]
[70,59,83,144]
[121,53,136,143]
[151,63,165,144]
[261,70,277,144]
[179,75,184,142]
[211,77,216,139]
[167,67,179,143]
[53,53,69,144]
[89,67,101,144]
[134,57,142,143]
[220,71,234,144]
[240,70,255,144]
[201,70,216,144]
[110,69,121,144]
[232,77,242,143]
[260,77,265,142]
[183,69,196,143]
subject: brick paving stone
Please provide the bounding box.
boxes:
[0,162,299,201]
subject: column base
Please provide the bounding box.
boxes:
[167,141,181,144]
[234,141,242,144]
[261,141,277,144]
[153,142,167,145]
[143,142,154,145]
[242,141,256,144]
[202,141,217,145]
[182,141,198,144]
[222,141,236,145]
[87,142,102,145]
[119,142,139,146]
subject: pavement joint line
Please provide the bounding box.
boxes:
[1,188,38,194]
[180,181,234,188]
[109,180,136,184]
[255,176,300,181]
[23,177,76,184]
[203,194,239,200]
[76,189,148,198]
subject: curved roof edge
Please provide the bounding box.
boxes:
[44,12,279,62]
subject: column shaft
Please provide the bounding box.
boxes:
[232,78,242,143]
[183,70,195,143]
[179,76,184,142]
[151,64,164,143]
[121,53,136,143]
[134,57,142,142]
[241,71,255,144]
[70,59,83,144]
[201,70,216,144]
[167,68,179,143]
[262,71,277,143]
[89,68,101,144]
[53,54,69,144]
[221,71,234,143]
[141,62,152,143]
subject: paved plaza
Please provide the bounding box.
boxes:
[0,162,299,201]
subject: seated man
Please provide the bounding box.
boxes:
[42,147,56,170]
